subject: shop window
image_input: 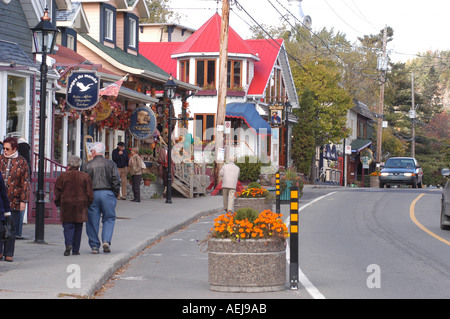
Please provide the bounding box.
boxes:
[195,114,215,142]
[6,75,27,137]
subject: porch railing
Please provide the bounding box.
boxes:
[28,153,67,224]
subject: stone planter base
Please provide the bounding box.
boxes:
[370,176,379,188]
[208,238,286,292]
[234,198,273,213]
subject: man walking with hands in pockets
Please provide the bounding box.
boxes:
[83,142,121,254]
[219,157,240,213]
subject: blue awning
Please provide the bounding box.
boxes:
[226,103,271,135]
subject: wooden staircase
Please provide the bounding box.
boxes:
[172,162,209,198]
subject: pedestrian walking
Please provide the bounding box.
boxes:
[16,137,31,239]
[219,157,240,213]
[112,141,128,200]
[54,155,94,256]
[82,142,121,254]
[0,137,29,262]
[128,147,145,202]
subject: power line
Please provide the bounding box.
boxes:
[270,0,380,81]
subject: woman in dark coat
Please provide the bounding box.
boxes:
[54,155,94,256]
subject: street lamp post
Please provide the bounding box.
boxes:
[163,75,194,204]
[31,7,58,243]
[284,100,292,168]
[164,75,177,204]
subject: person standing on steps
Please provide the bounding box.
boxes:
[83,142,120,254]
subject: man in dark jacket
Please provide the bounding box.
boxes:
[112,142,128,200]
[83,142,121,254]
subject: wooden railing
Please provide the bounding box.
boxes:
[28,153,67,224]
[172,162,208,198]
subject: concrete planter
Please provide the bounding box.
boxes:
[234,197,273,213]
[370,176,379,188]
[208,238,286,292]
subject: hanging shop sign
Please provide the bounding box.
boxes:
[269,103,284,127]
[95,100,112,122]
[129,105,157,140]
[360,148,373,165]
[66,71,100,110]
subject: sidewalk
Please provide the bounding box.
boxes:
[0,195,223,299]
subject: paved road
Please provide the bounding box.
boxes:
[96,186,338,299]
[298,187,449,298]
[97,187,449,299]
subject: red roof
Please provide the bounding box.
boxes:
[139,42,180,76]
[246,39,283,95]
[139,14,284,96]
[171,13,257,57]
[50,45,118,76]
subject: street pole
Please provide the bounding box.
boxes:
[376,26,387,163]
[35,50,47,244]
[411,72,415,158]
[214,0,230,187]
[289,186,299,290]
[166,100,173,204]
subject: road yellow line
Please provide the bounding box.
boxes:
[410,193,450,246]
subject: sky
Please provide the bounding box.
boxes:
[168,0,450,63]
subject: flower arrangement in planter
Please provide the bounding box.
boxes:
[210,209,288,240]
[206,208,289,292]
[235,182,274,212]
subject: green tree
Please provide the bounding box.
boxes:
[291,88,316,175]
[291,59,352,181]
[141,0,181,23]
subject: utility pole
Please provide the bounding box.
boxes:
[376,26,388,163]
[410,72,416,157]
[214,0,230,187]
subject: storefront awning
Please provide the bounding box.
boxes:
[351,139,372,153]
[226,103,271,135]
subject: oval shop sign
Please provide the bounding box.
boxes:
[129,105,157,140]
[66,71,100,110]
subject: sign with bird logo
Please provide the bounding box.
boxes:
[66,70,100,110]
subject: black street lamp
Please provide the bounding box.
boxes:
[164,75,177,204]
[31,7,58,243]
[284,100,292,168]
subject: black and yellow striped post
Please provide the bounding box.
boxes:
[275,172,280,214]
[289,185,299,290]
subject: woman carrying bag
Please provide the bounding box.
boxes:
[0,137,29,262]
[128,147,146,202]
[0,173,12,242]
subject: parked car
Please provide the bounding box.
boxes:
[440,168,450,230]
[379,157,423,188]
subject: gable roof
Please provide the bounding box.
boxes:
[245,39,283,96]
[171,13,258,59]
